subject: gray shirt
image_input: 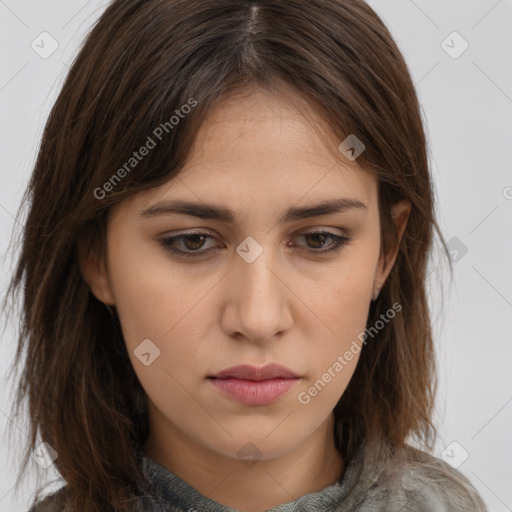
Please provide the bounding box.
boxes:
[30,447,488,511]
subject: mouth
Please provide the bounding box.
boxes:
[208,363,300,381]
[207,363,301,405]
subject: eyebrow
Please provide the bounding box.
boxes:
[140,197,366,224]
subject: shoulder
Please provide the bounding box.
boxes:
[360,447,488,512]
[28,486,68,512]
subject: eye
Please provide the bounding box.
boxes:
[291,229,352,255]
[159,231,218,258]
[158,229,352,259]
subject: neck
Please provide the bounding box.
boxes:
[143,409,344,512]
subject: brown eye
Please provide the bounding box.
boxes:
[159,231,218,258]
[182,234,208,250]
[296,230,352,254]
[303,232,332,249]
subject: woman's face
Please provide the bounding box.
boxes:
[83,87,407,465]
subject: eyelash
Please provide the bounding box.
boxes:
[158,229,352,259]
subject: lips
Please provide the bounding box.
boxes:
[208,363,300,381]
[207,363,301,406]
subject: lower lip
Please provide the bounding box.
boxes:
[208,377,299,405]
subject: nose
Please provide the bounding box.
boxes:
[220,243,293,343]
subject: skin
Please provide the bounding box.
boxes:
[81,86,410,512]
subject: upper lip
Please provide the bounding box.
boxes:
[209,363,300,381]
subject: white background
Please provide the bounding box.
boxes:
[1,0,511,510]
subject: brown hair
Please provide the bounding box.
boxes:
[3,0,460,510]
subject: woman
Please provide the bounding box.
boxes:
[3,0,488,510]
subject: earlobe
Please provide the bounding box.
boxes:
[372,199,411,300]
[78,240,116,306]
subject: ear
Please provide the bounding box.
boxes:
[372,199,411,300]
[78,237,116,306]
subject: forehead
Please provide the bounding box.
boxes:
[176,87,377,200]
[191,87,339,165]
[114,87,378,221]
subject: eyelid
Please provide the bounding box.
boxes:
[159,226,348,239]
[158,227,352,259]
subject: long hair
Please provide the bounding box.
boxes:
[3,0,468,510]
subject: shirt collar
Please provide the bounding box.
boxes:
[134,448,368,511]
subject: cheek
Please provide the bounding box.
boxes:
[294,297,367,413]
[303,252,376,342]
[107,241,220,387]
[110,262,209,411]
[108,234,204,346]
[111,273,175,349]
[296,250,376,396]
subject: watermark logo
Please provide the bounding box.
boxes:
[32,442,58,469]
[134,338,161,366]
[237,442,262,468]
[339,134,365,161]
[446,236,468,263]
[236,236,264,264]
[441,31,469,60]
[441,441,469,469]
[31,32,59,59]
